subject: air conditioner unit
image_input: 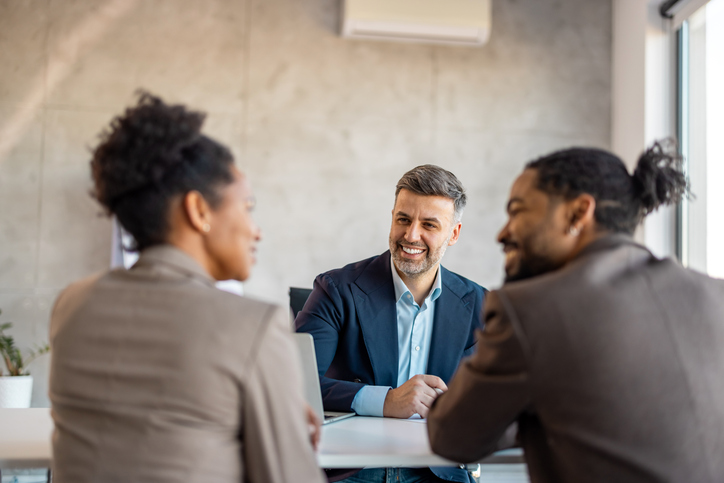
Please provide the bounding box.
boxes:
[341,0,492,46]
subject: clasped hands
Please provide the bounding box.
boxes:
[307,374,447,449]
[382,374,447,419]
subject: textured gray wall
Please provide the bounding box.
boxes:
[0,0,611,407]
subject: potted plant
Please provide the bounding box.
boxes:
[0,309,50,408]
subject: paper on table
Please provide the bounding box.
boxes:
[406,414,427,423]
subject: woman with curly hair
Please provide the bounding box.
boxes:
[48,93,324,483]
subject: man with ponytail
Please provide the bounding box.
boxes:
[428,141,724,483]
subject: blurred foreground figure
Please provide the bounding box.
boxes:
[428,142,724,483]
[49,93,324,483]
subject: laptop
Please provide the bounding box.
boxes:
[293,333,356,425]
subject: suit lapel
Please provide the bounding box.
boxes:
[427,266,474,382]
[352,251,399,387]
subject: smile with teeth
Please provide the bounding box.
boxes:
[401,246,425,255]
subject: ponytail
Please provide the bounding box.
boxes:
[631,140,690,215]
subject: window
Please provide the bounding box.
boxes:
[678,0,724,277]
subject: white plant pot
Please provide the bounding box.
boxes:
[0,375,33,408]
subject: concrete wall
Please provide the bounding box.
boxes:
[0,0,611,406]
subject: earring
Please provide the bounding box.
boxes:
[202,224,211,233]
[568,226,580,237]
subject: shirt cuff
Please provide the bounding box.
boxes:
[350,385,391,417]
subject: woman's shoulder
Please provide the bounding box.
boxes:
[196,288,282,319]
[53,271,106,316]
[187,288,290,336]
[194,292,292,371]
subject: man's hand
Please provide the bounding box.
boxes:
[383,374,448,419]
[305,404,321,451]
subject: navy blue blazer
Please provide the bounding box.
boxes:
[295,250,486,412]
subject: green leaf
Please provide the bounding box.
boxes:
[0,315,50,376]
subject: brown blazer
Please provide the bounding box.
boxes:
[428,235,724,483]
[49,245,324,483]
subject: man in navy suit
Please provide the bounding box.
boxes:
[296,165,485,483]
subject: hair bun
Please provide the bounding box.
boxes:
[91,91,206,210]
[631,139,689,215]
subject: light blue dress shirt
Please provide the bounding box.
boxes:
[350,257,443,417]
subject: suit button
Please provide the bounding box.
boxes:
[353,378,362,383]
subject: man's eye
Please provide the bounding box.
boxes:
[397,218,410,224]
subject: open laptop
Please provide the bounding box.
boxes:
[293,333,356,425]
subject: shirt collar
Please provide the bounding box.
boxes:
[389,255,443,305]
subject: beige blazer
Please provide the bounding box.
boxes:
[428,235,724,483]
[49,245,324,483]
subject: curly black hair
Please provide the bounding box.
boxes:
[526,140,689,234]
[90,92,234,250]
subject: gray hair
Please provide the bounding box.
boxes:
[395,164,467,221]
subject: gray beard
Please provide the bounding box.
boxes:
[389,236,450,279]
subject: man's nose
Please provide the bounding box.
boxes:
[496,222,510,244]
[405,223,422,242]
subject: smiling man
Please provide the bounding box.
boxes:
[296,165,485,483]
[427,143,724,483]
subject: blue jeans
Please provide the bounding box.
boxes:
[337,467,446,483]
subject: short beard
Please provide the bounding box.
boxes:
[503,234,566,283]
[389,234,450,279]
[504,254,562,283]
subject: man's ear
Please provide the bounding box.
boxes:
[569,194,596,229]
[448,221,462,246]
[183,191,213,234]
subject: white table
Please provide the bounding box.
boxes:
[318,416,522,468]
[0,409,53,470]
[0,409,523,471]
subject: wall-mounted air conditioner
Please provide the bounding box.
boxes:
[341,0,492,46]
